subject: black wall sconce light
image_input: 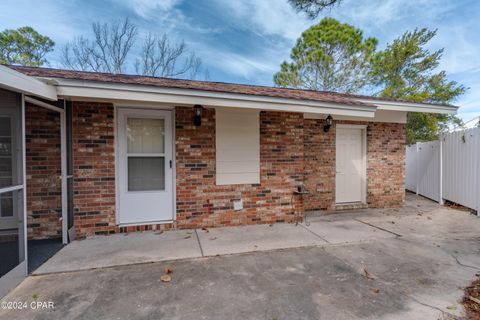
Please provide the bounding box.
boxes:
[324,114,333,132]
[194,104,203,126]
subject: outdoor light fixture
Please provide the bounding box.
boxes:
[324,115,333,132]
[194,104,203,126]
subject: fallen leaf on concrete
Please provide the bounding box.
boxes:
[209,237,217,240]
[469,296,480,305]
[201,227,209,233]
[370,288,380,294]
[160,274,172,282]
[183,235,191,239]
[427,216,432,220]
[390,221,395,224]
[475,272,480,277]
[363,268,374,280]
[446,304,457,310]
[269,224,273,227]
[164,265,173,274]
[155,230,164,235]
[254,245,258,249]
[404,287,412,294]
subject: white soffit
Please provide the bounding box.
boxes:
[355,98,458,114]
[305,110,407,124]
[0,66,57,101]
[47,78,377,118]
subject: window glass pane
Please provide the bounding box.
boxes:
[0,193,13,217]
[0,157,12,176]
[0,178,12,188]
[128,157,165,191]
[127,118,164,154]
[0,137,12,156]
[0,117,11,136]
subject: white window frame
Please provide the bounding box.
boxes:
[125,117,167,193]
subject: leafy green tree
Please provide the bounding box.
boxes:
[0,26,54,67]
[289,0,342,18]
[372,28,466,144]
[274,18,377,93]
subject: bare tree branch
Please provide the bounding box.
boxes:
[135,33,203,79]
[61,17,205,79]
[61,17,137,73]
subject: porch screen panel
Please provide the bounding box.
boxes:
[0,89,25,285]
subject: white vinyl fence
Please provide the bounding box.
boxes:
[405,127,480,213]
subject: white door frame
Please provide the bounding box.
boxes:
[115,106,176,226]
[335,124,367,204]
[24,96,68,244]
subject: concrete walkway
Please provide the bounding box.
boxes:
[34,208,397,275]
[2,193,479,320]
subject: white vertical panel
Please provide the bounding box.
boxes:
[405,145,417,192]
[442,127,480,211]
[417,141,441,202]
[216,108,260,185]
[406,127,480,212]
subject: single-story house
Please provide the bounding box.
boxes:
[0,64,457,294]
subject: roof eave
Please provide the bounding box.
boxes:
[355,98,458,114]
[0,65,57,100]
[47,77,378,118]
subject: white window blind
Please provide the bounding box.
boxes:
[216,108,260,185]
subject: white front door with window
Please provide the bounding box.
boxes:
[117,108,174,225]
[335,126,366,204]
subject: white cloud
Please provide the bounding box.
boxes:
[126,0,183,18]
[212,51,279,80]
[212,0,310,41]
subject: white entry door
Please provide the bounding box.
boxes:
[335,126,365,204]
[117,108,174,225]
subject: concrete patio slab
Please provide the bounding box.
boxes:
[196,223,327,256]
[303,219,396,244]
[2,193,479,319]
[357,206,480,239]
[324,236,478,317]
[1,246,443,320]
[33,230,202,274]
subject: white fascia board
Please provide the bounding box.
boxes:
[49,78,377,118]
[355,98,458,114]
[0,66,57,100]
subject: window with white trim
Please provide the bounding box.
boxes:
[216,108,260,185]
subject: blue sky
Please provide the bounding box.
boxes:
[0,0,479,123]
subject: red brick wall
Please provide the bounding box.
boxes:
[67,102,404,238]
[72,102,116,237]
[25,104,62,240]
[304,119,335,210]
[175,107,304,228]
[304,120,406,210]
[366,122,406,207]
